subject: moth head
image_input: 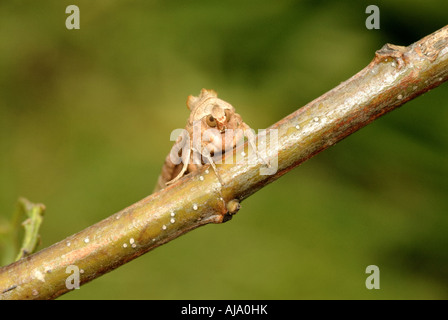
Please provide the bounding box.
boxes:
[188,89,235,131]
[206,105,232,132]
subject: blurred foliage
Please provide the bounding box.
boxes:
[0,0,447,299]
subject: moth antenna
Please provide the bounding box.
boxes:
[242,124,271,168]
[194,147,223,186]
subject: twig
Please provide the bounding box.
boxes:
[15,198,45,261]
[0,25,447,300]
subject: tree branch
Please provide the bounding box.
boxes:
[1,25,447,300]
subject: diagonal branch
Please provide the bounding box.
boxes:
[1,25,447,300]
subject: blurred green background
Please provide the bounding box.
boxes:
[0,0,447,299]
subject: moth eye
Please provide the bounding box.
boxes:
[206,115,217,127]
[225,109,232,121]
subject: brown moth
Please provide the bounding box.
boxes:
[154,88,267,192]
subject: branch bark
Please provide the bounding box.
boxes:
[1,25,447,300]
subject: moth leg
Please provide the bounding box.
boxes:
[188,148,203,172]
[166,147,190,185]
[166,141,191,185]
[154,154,178,192]
[191,148,202,170]
[241,123,271,168]
[192,147,224,185]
